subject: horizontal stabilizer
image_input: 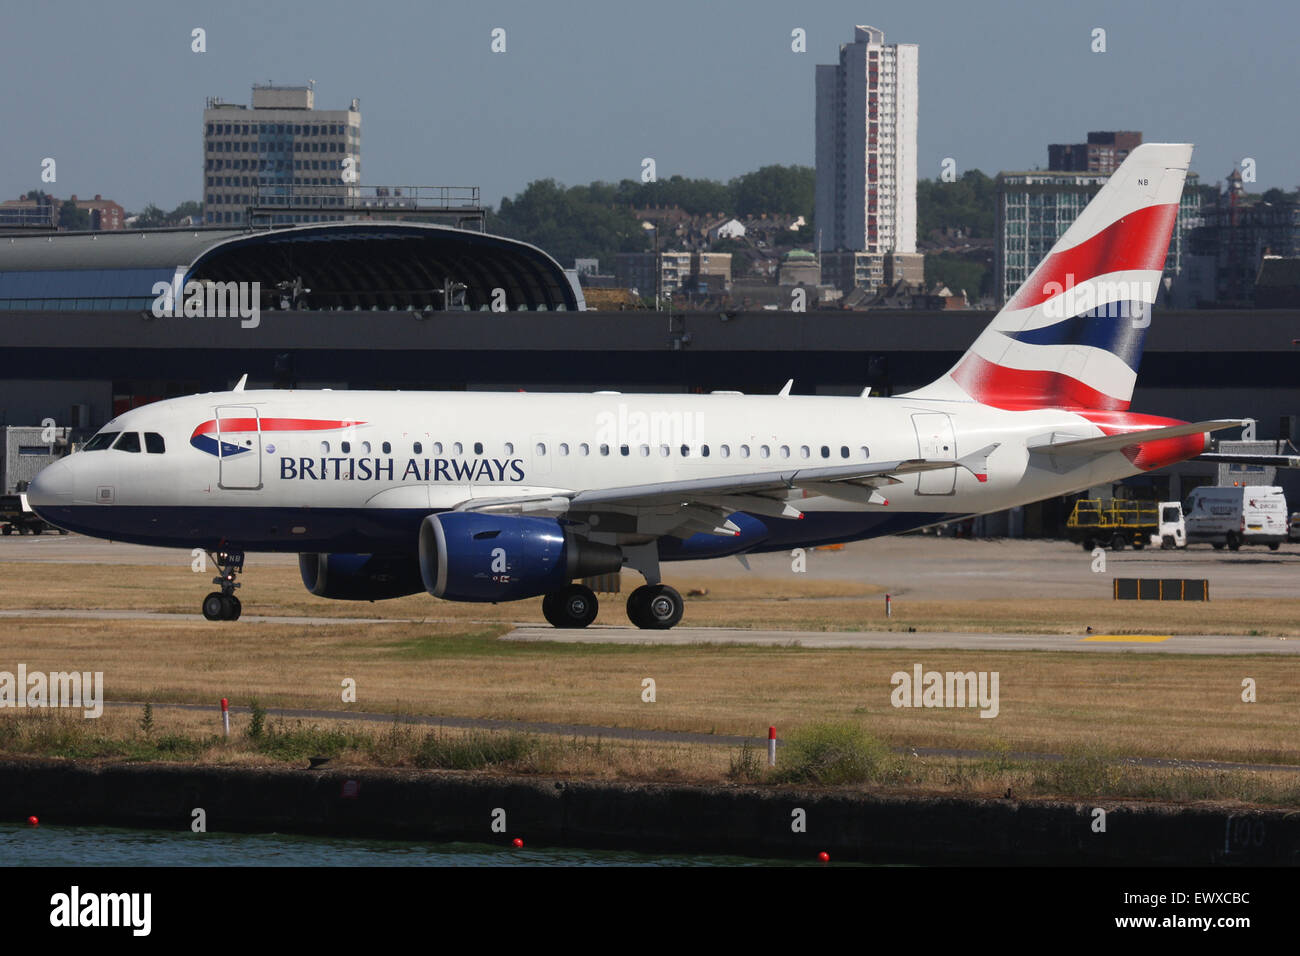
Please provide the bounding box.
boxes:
[1029,420,1244,457]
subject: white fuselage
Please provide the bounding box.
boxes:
[29,388,1156,557]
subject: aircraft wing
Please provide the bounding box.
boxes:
[458,446,999,537]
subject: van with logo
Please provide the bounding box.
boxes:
[1184,485,1288,551]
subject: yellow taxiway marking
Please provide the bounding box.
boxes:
[1080,634,1172,643]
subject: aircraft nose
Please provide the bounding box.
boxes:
[27,457,74,510]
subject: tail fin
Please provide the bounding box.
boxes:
[908,143,1193,410]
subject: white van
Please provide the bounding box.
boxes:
[1184,485,1289,551]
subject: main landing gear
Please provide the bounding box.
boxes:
[538,543,686,630]
[202,549,244,621]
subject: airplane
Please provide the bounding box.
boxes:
[27,143,1243,628]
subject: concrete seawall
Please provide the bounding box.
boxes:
[2,759,1296,864]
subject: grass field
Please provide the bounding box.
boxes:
[1,559,1298,805]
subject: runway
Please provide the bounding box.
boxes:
[504,625,1300,655]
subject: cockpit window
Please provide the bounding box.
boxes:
[145,432,166,454]
[112,432,141,453]
[83,431,119,451]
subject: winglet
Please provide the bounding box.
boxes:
[778,379,793,398]
[233,373,248,392]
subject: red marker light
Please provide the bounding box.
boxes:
[27,816,38,826]
[817,851,829,863]
[512,837,524,848]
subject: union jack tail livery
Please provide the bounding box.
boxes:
[910,143,1193,411]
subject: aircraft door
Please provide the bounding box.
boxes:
[912,413,956,495]
[215,405,262,490]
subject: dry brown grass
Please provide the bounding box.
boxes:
[0,610,1297,768]
[2,561,1297,635]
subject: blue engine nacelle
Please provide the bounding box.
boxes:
[419,512,623,602]
[299,552,425,601]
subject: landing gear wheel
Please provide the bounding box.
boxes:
[1110,534,1126,551]
[543,584,598,629]
[1227,533,1241,552]
[202,592,227,621]
[202,549,246,621]
[626,584,684,630]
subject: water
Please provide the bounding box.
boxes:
[1,823,822,867]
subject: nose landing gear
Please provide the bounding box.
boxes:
[202,549,244,621]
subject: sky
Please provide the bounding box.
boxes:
[3,0,1297,213]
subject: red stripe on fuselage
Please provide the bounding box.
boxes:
[1003,203,1179,313]
[190,418,363,439]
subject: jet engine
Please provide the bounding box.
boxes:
[299,552,425,601]
[419,512,623,602]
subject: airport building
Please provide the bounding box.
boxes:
[203,84,362,226]
[0,221,1295,533]
[994,170,1201,305]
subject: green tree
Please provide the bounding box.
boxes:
[168,200,202,223]
[130,203,168,228]
[57,199,90,230]
[917,169,995,239]
[729,165,814,219]
[924,253,991,299]
[488,179,649,268]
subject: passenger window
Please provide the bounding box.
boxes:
[432,442,443,455]
[760,445,770,458]
[861,445,870,458]
[800,445,810,458]
[382,441,391,454]
[473,442,482,455]
[320,441,330,454]
[659,444,669,457]
[145,432,166,454]
[599,444,610,456]
[820,446,830,458]
[720,444,730,458]
[559,443,570,456]
[113,432,141,453]
[840,446,850,459]
[639,445,650,457]
[361,441,371,454]
[535,442,546,455]
[701,445,710,457]
[504,442,514,454]
[739,445,750,458]
[680,444,690,458]
[579,443,590,456]
[779,445,790,458]
[83,431,119,451]
[341,441,351,453]
[620,444,629,456]
[413,442,422,454]
[453,442,463,455]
